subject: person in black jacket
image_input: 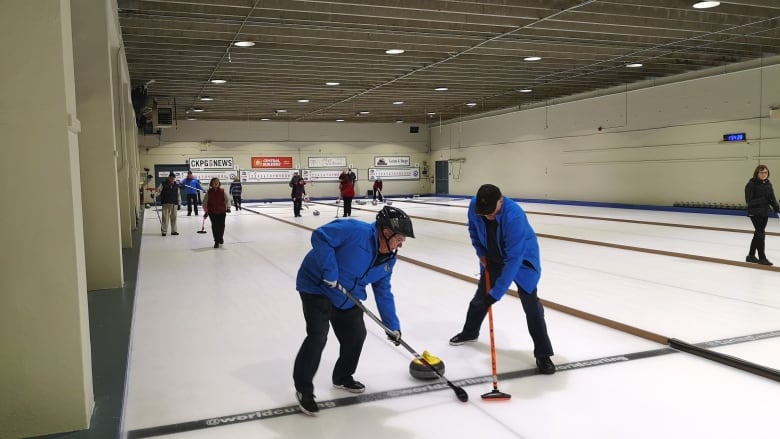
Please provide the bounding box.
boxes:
[744,164,780,265]
[155,172,181,236]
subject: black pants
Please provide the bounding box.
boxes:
[373,190,383,201]
[186,194,199,215]
[232,196,241,210]
[749,215,769,258]
[293,293,366,394]
[293,198,303,217]
[342,197,353,216]
[458,265,553,358]
[208,213,226,243]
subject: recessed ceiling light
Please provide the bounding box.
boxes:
[325,81,340,86]
[693,1,720,8]
[359,111,370,115]
[336,119,345,122]
[524,56,542,61]
[210,79,227,84]
[191,107,205,112]
[199,96,214,101]
[626,63,643,68]
[260,118,270,121]
[518,88,533,93]
[297,99,310,103]
[466,102,477,107]
[435,87,448,91]
[385,49,404,55]
[233,41,255,47]
[393,101,404,105]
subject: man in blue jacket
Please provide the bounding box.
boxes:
[293,206,414,416]
[180,171,204,216]
[449,184,555,375]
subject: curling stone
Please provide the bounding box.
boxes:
[372,200,378,205]
[313,210,320,216]
[409,350,445,380]
[386,201,393,205]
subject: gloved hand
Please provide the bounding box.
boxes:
[323,279,339,289]
[385,330,401,346]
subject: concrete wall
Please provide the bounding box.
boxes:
[139,121,431,200]
[431,60,780,205]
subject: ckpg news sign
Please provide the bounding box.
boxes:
[189,157,234,170]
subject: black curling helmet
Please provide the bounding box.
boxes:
[376,206,415,238]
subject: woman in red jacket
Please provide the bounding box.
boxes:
[203,177,231,248]
[339,171,355,217]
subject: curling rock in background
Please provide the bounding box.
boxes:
[313,210,320,216]
[409,350,445,380]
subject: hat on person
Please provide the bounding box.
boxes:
[187,170,193,175]
[168,171,176,178]
[475,184,502,215]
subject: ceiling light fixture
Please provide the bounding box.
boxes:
[395,120,403,123]
[518,88,533,93]
[325,81,340,86]
[692,1,720,8]
[199,96,214,101]
[187,117,197,121]
[466,102,477,107]
[359,111,370,115]
[210,79,227,84]
[385,49,404,55]
[336,119,345,122]
[435,87,448,91]
[260,118,270,121]
[626,63,643,68]
[233,41,255,47]
[297,99,310,103]
[393,101,404,105]
[427,112,436,116]
[275,109,287,113]
[523,56,542,61]
[191,107,205,112]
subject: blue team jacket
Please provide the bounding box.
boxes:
[467,196,541,299]
[181,177,203,195]
[296,219,401,331]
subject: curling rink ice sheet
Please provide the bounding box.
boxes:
[122,198,780,438]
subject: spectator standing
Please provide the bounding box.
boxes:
[229,176,243,211]
[155,172,181,236]
[292,177,307,217]
[203,177,231,248]
[181,171,204,216]
[745,164,780,265]
[339,171,355,217]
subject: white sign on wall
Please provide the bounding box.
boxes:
[308,157,348,168]
[188,157,234,169]
[374,156,410,167]
[368,167,420,180]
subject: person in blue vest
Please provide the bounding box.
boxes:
[293,206,415,416]
[449,184,556,375]
[155,172,181,236]
[181,171,204,216]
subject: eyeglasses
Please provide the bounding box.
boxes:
[390,235,406,244]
